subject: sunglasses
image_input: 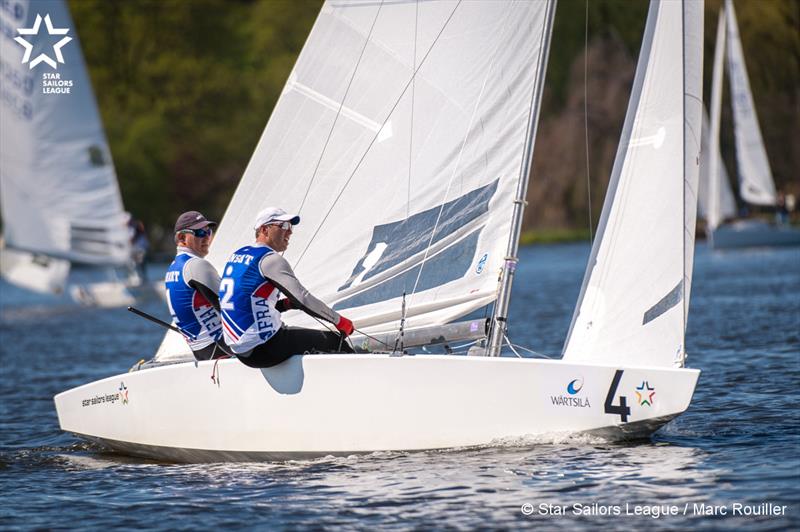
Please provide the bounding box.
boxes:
[179,227,213,238]
[268,221,293,231]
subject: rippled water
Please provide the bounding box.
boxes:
[1,243,798,529]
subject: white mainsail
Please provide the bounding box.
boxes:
[0,0,130,278]
[55,1,705,459]
[157,0,555,359]
[724,0,776,206]
[562,0,703,368]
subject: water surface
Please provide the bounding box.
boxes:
[1,244,798,529]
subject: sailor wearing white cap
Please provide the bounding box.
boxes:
[219,207,355,367]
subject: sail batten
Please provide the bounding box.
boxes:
[156,0,555,360]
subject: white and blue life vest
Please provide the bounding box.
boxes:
[164,253,222,351]
[219,245,282,353]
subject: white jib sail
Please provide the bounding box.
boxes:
[156,0,555,360]
[700,7,736,232]
[724,0,776,206]
[0,0,130,267]
[699,108,736,231]
[562,0,703,368]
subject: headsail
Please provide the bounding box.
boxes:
[700,7,736,232]
[725,0,776,206]
[0,0,130,270]
[699,108,736,231]
[156,0,556,360]
[562,0,703,368]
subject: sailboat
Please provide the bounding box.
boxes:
[55,0,703,461]
[701,0,800,249]
[0,0,145,306]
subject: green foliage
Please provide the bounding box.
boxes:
[68,0,322,241]
[67,0,798,245]
[545,0,647,113]
[520,228,591,246]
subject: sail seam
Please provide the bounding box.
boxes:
[408,4,517,302]
[293,0,464,269]
[296,0,385,215]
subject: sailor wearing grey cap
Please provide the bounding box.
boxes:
[164,210,231,360]
[219,206,355,368]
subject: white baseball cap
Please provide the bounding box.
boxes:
[253,207,300,230]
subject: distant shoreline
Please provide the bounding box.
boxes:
[519,229,590,245]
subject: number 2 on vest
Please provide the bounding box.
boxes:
[220,278,235,310]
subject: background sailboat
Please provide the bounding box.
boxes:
[0,0,145,306]
[701,0,800,249]
[55,0,703,461]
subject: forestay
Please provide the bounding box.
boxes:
[562,0,703,368]
[156,0,554,360]
[725,0,775,206]
[0,0,130,266]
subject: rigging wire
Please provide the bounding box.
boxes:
[584,0,594,245]
[505,339,556,359]
[408,4,515,302]
[296,1,385,216]
[293,0,463,270]
[504,332,523,358]
[406,0,419,219]
[308,313,394,351]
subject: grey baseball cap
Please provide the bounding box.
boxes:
[174,211,217,233]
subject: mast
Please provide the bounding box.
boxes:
[487,0,557,357]
[708,6,727,238]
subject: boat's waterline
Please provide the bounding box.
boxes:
[54,355,699,462]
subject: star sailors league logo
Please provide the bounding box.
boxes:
[15,14,72,69]
[635,381,655,406]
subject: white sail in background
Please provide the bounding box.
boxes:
[562,0,703,368]
[0,246,70,294]
[699,109,736,231]
[156,0,555,359]
[0,0,130,271]
[725,0,776,206]
[700,7,736,232]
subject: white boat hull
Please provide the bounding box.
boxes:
[0,246,70,295]
[55,355,699,462]
[711,220,800,249]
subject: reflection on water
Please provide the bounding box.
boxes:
[1,244,798,528]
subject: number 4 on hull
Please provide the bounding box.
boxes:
[604,370,631,422]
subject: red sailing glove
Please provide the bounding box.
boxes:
[275,298,292,312]
[335,316,354,336]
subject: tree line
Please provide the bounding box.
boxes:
[68,0,799,250]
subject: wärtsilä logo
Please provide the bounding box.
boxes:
[567,378,583,394]
[551,377,591,408]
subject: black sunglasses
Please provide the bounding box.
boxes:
[178,227,213,238]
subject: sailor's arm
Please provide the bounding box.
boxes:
[258,252,340,324]
[184,257,222,311]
